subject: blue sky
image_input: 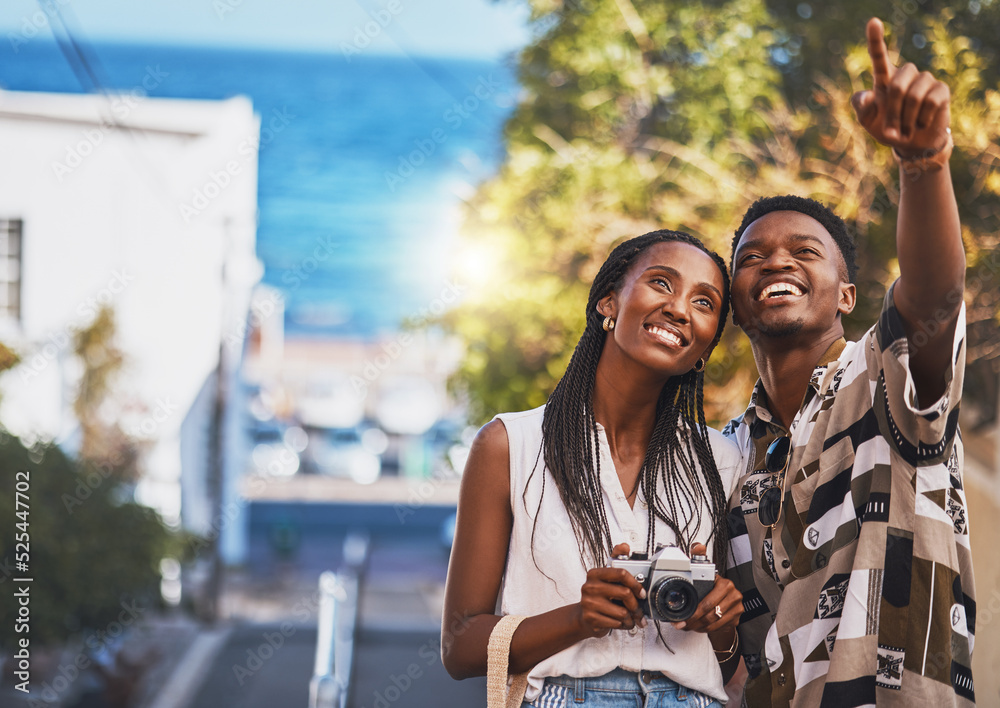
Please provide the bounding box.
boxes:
[0,0,532,58]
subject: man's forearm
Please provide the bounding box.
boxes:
[893,150,965,403]
[895,151,965,319]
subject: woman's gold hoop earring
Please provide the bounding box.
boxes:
[693,358,706,372]
[602,316,615,332]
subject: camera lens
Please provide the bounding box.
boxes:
[650,577,699,622]
[665,588,687,612]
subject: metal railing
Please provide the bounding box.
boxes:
[309,532,370,708]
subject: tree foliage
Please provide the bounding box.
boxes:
[444,0,1000,426]
[72,305,142,478]
[0,436,171,647]
[0,306,176,648]
[0,341,18,408]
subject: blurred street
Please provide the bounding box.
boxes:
[163,499,483,708]
[0,497,483,708]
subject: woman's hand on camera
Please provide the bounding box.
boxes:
[671,544,742,634]
[575,543,646,638]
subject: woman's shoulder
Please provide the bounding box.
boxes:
[704,426,743,496]
[476,405,546,452]
[491,404,546,441]
[492,404,546,425]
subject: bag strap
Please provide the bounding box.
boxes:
[487,615,529,708]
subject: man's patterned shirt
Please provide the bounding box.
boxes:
[723,283,976,706]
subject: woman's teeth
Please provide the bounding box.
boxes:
[647,325,681,346]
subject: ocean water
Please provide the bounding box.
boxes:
[0,40,518,337]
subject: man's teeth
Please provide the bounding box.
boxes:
[758,282,803,300]
[647,325,681,346]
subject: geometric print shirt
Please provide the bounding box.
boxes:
[723,282,976,706]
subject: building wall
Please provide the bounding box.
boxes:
[0,89,260,526]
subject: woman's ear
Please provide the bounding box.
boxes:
[700,344,716,363]
[596,293,617,319]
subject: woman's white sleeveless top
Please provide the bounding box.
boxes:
[494,405,742,703]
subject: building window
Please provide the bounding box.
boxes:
[0,219,22,321]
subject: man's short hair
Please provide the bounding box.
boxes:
[730,195,858,283]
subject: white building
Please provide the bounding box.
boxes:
[0,87,261,563]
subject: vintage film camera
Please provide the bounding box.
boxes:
[608,545,716,622]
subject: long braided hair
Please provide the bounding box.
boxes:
[532,230,732,572]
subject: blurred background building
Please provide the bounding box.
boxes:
[0,88,259,530]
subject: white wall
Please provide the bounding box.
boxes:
[0,89,260,526]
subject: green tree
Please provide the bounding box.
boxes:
[446,0,781,423]
[0,341,18,407]
[444,0,1000,426]
[0,305,177,648]
[0,436,170,647]
[72,305,142,479]
[763,0,1000,101]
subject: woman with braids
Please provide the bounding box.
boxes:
[442,231,744,707]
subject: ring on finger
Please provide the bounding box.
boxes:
[714,605,723,620]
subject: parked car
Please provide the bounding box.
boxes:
[247,418,305,478]
[304,426,382,484]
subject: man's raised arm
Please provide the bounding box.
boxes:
[850,17,965,405]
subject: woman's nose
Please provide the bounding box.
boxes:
[660,294,689,323]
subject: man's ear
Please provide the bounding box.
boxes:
[838,282,857,316]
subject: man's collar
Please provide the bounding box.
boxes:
[742,338,849,427]
[808,337,848,396]
[745,380,774,426]
[816,337,847,368]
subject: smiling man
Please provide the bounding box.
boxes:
[722,18,975,708]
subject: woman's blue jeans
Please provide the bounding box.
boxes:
[521,668,722,708]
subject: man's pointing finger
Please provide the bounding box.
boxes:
[866,17,894,86]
